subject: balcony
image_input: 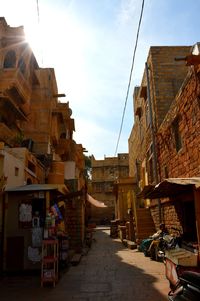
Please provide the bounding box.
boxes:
[0,96,27,120]
[54,138,70,155]
[53,102,71,119]
[0,122,15,142]
[0,68,32,104]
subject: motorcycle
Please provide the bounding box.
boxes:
[154,227,183,262]
[168,270,200,300]
[149,232,181,262]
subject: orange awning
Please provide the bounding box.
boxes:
[87,194,107,208]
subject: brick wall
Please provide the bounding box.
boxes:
[150,201,182,230]
[151,65,200,235]
[157,69,200,179]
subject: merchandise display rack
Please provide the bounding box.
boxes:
[41,239,59,287]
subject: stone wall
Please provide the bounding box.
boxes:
[149,46,191,128]
[129,46,190,187]
[129,45,200,239]
[91,154,129,223]
[65,197,84,252]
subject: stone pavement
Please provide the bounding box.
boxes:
[0,228,169,300]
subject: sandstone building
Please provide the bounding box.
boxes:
[0,17,87,272]
[128,45,192,242]
[129,43,200,251]
[129,46,190,187]
[91,154,129,224]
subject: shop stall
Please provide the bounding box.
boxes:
[141,178,200,287]
[2,184,69,273]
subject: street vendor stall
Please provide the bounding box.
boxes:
[141,177,200,288]
[2,184,68,273]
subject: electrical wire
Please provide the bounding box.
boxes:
[36,0,40,23]
[36,0,44,65]
[114,0,145,157]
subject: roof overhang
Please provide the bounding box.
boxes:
[140,178,200,199]
[5,184,69,195]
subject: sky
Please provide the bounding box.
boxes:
[1,0,200,159]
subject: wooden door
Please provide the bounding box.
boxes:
[6,236,24,271]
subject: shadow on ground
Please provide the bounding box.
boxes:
[0,228,169,301]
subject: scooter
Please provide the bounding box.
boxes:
[168,271,200,300]
[156,228,182,262]
[149,233,181,262]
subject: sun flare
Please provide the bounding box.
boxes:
[24,11,90,102]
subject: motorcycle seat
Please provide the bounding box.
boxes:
[180,271,200,289]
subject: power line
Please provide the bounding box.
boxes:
[36,0,44,65]
[36,0,40,23]
[114,0,145,157]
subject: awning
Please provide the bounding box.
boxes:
[140,178,200,199]
[5,184,69,195]
[87,194,107,208]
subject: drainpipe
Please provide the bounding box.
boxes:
[145,62,161,224]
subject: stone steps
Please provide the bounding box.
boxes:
[134,208,155,244]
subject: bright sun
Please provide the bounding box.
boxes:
[25,25,44,64]
[24,11,90,102]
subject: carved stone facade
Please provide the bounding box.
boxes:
[91,154,129,223]
[0,17,85,188]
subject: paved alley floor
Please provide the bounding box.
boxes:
[0,228,169,301]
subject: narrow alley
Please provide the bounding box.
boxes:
[0,227,169,301]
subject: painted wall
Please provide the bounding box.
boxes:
[3,150,25,188]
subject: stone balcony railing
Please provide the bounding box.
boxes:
[0,122,15,142]
[0,68,32,103]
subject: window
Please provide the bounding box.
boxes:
[172,117,182,152]
[104,182,113,193]
[15,167,19,176]
[94,183,104,193]
[4,50,16,68]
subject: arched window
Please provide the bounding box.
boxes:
[3,50,16,68]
